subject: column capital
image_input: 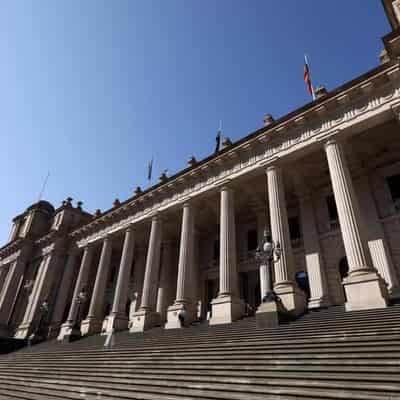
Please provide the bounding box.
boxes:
[265,164,280,174]
[124,224,136,234]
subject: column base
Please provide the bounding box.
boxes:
[256,300,284,328]
[165,302,197,330]
[80,317,104,336]
[307,296,331,310]
[130,308,160,332]
[57,321,82,342]
[209,294,244,326]
[389,286,400,301]
[344,271,388,311]
[274,282,306,316]
[47,323,62,339]
[105,313,129,333]
[14,323,31,340]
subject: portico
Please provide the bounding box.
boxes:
[1,39,400,341]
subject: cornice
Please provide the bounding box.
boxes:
[70,62,400,247]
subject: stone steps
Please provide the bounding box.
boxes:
[0,305,399,399]
[0,375,395,400]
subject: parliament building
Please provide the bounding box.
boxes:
[1,2,400,344]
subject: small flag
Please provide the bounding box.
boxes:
[214,120,222,154]
[304,55,316,100]
[147,158,153,181]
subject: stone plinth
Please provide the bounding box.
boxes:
[165,302,197,330]
[209,295,244,326]
[80,317,104,336]
[344,272,389,311]
[256,301,283,328]
[130,309,160,332]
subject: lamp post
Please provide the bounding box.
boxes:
[255,229,281,303]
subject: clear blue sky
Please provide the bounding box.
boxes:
[0,1,390,244]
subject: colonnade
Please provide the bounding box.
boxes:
[0,137,396,340]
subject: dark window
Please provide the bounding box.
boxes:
[213,239,220,261]
[326,195,338,221]
[295,271,310,299]
[288,216,301,240]
[109,266,116,283]
[387,174,400,211]
[247,229,258,251]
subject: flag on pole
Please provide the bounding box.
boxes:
[304,55,316,100]
[147,158,153,181]
[214,120,222,154]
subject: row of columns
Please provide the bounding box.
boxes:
[5,136,395,340]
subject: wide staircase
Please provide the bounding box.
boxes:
[0,305,399,400]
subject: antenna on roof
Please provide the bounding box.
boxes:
[38,171,50,202]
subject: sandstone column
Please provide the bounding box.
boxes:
[131,215,162,332]
[297,189,330,309]
[15,247,64,339]
[106,227,135,332]
[324,139,388,310]
[210,186,243,325]
[81,237,113,335]
[267,165,305,314]
[356,175,400,299]
[48,251,79,338]
[166,203,196,329]
[58,245,94,340]
[0,267,9,298]
[0,257,27,326]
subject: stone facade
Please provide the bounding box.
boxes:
[1,0,400,341]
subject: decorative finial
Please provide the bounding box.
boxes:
[379,49,390,64]
[134,186,142,196]
[94,209,102,218]
[315,85,328,99]
[76,201,83,210]
[263,114,275,127]
[187,156,197,167]
[113,198,121,207]
[159,170,168,182]
[222,136,232,148]
[62,197,73,207]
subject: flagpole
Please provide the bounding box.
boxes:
[38,172,50,202]
[304,55,316,101]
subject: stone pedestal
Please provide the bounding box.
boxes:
[344,272,389,311]
[256,301,283,328]
[130,309,160,332]
[80,317,104,336]
[106,312,129,332]
[274,283,306,315]
[57,322,82,342]
[165,302,197,329]
[209,295,244,325]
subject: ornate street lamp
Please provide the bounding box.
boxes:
[255,229,281,303]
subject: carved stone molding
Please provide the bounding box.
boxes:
[71,64,400,248]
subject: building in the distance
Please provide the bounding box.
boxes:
[1,0,400,342]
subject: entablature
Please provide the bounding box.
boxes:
[69,62,400,248]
